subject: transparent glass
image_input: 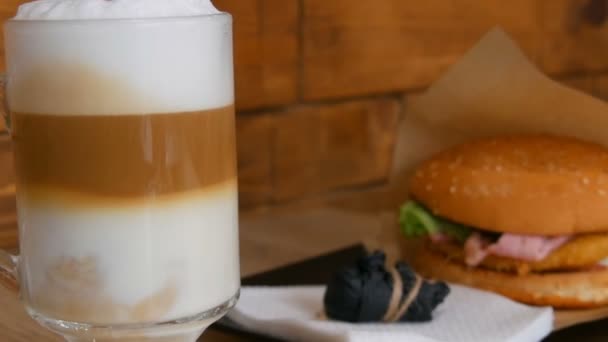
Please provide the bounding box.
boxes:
[0,14,240,342]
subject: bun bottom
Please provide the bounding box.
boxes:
[413,245,608,308]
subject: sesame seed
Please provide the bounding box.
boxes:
[479,185,489,196]
[495,165,503,172]
[582,178,590,185]
[599,190,607,197]
[496,184,511,197]
[450,186,457,194]
[426,184,433,191]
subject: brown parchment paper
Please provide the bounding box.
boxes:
[391,28,608,183]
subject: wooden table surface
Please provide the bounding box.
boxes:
[2,188,608,341]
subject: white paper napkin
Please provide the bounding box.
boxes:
[225,285,554,342]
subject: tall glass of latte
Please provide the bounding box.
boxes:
[0,1,240,341]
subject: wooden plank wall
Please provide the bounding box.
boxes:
[1,0,608,212]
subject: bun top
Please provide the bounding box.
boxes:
[409,135,608,235]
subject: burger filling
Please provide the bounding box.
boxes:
[398,201,591,272]
[463,232,571,266]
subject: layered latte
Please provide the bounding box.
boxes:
[6,10,240,328]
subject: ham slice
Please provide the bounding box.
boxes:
[429,232,451,243]
[464,232,572,267]
[464,233,492,266]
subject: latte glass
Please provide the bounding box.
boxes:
[0,13,240,342]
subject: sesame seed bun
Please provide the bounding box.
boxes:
[409,135,608,235]
[413,244,608,309]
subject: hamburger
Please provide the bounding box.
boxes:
[398,134,608,308]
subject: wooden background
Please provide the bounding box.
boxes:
[0,0,608,225]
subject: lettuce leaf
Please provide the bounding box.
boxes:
[399,201,439,237]
[399,201,472,243]
[437,219,472,243]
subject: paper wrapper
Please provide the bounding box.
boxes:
[391,28,608,184]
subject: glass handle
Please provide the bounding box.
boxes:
[0,73,9,134]
[0,251,18,293]
[0,73,17,293]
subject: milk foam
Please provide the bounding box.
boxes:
[15,0,221,20]
[6,6,233,115]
